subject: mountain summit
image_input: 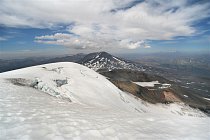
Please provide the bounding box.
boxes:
[79,51,144,71]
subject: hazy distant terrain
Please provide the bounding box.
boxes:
[0,54,85,73]
[127,52,210,99]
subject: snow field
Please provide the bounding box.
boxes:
[0,62,209,140]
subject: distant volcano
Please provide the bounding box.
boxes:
[79,51,144,71]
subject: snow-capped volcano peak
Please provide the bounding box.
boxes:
[79,52,144,71]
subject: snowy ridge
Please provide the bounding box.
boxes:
[80,52,144,71]
[0,62,209,139]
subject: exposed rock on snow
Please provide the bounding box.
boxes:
[54,79,68,87]
[8,78,35,87]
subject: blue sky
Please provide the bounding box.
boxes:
[0,0,210,58]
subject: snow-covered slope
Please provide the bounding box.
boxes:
[0,62,209,140]
[79,52,144,71]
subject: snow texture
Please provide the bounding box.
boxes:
[134,81,171,89]
[203,97,210,101]
[0,62,209,140]
[134,81,160,87]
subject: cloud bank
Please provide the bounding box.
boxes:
[1,0,210,49]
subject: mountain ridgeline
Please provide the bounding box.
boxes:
[0,52,143,73]
[78,51,144,71]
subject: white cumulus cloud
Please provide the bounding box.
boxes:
[1,0,210,49]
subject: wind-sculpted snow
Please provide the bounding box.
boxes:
[0,62,209,139]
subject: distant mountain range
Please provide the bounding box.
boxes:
[0,53,85,73]
[0,52,144,73]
